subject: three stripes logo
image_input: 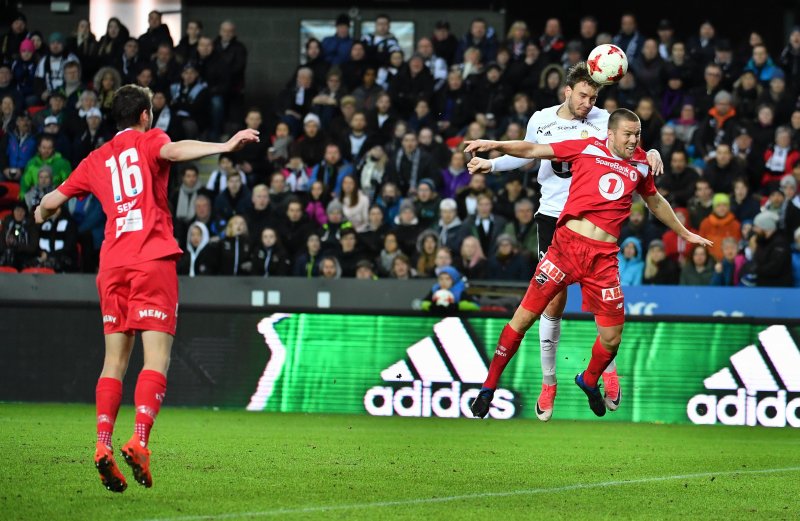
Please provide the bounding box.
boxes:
[687,325,800,428]
[363,317,516,419]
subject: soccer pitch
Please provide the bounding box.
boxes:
[1,404,798,521]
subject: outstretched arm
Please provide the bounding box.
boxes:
[34,189,70,223]
[464,139,555,161]
[159,129,260,162]
[643,192,713,247]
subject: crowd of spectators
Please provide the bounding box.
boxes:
[1,10,799,288]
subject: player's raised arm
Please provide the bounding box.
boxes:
[643,191,713,247]
[34,189,70,223]
[465,140,556,175]
[159,129,260,163]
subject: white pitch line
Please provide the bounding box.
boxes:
[142,466,800,521]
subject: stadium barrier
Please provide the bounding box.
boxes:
[2,299,798,428]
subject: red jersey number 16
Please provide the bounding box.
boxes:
[106,148,144,203]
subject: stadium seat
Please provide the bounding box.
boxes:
[0,181,20,209]
[0,209,11,221]
[27,105,46,116]
[21,267,56,274]
[0,266,19,273]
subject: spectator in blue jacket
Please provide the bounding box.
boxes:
[456,19,497,64]
[711,237,740,286]
[745,45,782,86]
[618,236,644,286]
[2,113,36,181]
[321,14,353,66]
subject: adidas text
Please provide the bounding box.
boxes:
[364,381,515,419]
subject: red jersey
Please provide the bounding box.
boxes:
[549,137,657,238]
[57,128,182,270]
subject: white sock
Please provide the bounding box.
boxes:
[539,314,561,385]
[604,359,617,374]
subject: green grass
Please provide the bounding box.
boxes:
[1,403,799,521]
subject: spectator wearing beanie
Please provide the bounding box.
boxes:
[699,193,742,261]
[618,236,644,286]
[750,211,793,286]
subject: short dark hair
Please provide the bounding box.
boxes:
[183,164,199,175]
[111,85,152,130]
[608,108,640,129]
[565,62,602,90]
[188,19,203,30]
[376,14,390,22]
[39,134,55,146]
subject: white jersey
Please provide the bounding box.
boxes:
[490,105,610,218]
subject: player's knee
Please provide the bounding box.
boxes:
[599,332,622,352]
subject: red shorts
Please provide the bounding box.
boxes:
[96,258,179,336]
[521,226,624,326]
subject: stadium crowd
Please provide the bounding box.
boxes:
[0,11,799,288]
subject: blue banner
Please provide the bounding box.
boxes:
[564,285,800,318]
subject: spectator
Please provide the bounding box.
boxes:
[341,111,378,164]
[440,150,470,200]
[376,50,403,92]
[96,18,129,68]
[635,97,663,150]
[392,201,422,256]
[234,108,269,183]
[71,107,109,167]
[244,184,277,242]
[1,113,35,182]
[305,180,330,228]
[655,19,674,60]
[699,193,742,261]
[35,205,78,273]
[415,229,440,278]
[688,179,715,229]
[613,13,645,61]
[280,155,311,199]
[327,95,358,147]
[493,171,530,222]
[214,20,248,111]
[434,245,455,272]
[385,131,438,196]
[455,172,492,220]
[213,172,252,226]
[704,143,746,194]
[355,259,378,280]
[390,253,417,279]
[21,135,71,198]
[319,199,352,253]
[361,14,401,68]
[409,178,438,229]
[537,18,565,64]
[668,103,699,148]
[365,92,396,144]
[487,234,528,281]
[32,91,67,133]
[680,244,714,285]
[656,149,708,207]
[340,42,369,92]
[389,55,435,119]
[435,70,477,138]
[457,18,497,65]
[1,12,30,64]
[138,10,172,61]
[24,165,53,211]
[662,207,696,266]
[504,44,545,95]
[779,27,800,85]
[41,115,72,163]
[93,67,122,117]
[217,215,252,274]
[632,39,667,99]
[473,62,511,135]
[292,113,327,167]
[730,176,762,222]
[34,32,79,102]
[11,40,37,108]
[458,235,488,280]
[732,70,762,122]
[534,65,565,110]
[784,175,800,237]
[505,20,531,62]
[268,121,294,172]
[421,266,474,312]
[322,14,353,66]
[653,126,685,166]
[744,44,781,85]
[170,164,202,238]
[358,205,389,259]
[311,69,347,128]
[66,20,97,83]
[177,222,217,276]
[750,104,776,154]
[187,194,219,244]
[310,142,353,196]
[416,37,448,92]
[758,72,793,124]
[619,201,662,250]
[268,170,292,211]
[374,181,402,225]
[338,174,369,231]
[377,231,401,276]
[749,211,793,286]
[0,201,38,271]
[762,126,800,190]
[251,227,291,277]
[643,239,680,285]
[687,21,717,67]
[618,236,644,286]
[659,71,692,122]
[460,193,507,255]
[170,62,210,139]
[711,237,740,286]
[432,20,458,66]
[435,198,463,254]
[351,68,382,114]
[418,126,451,170]
[503,198,538,260]
[318,255,342,279]
[293,233,321,278]
[150,42,180,95]
[206,153,247,199]
[791,228,800,287]
[175,20,202,65]
[337,227,365,277]
[277,67,316,136]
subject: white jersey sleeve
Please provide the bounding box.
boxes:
[489,114,540,173]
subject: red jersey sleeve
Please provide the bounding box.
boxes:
[141,129,172,174]
[549,138,598,163]
[635,167,658,198]
[56,160,91,199]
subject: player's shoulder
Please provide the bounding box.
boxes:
[530,105,560,122]
[587,107,610,123]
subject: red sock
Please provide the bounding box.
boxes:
[134,370,167,447]
[96,377,123,448]
[483,324,525,389]
[583,336,616,388]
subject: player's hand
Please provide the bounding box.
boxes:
[682,230,713,248]
[468,157,492,175]
[463,140,496,154]
[225,129,260,152]
[646,149,664,176]
[34,205,45,224]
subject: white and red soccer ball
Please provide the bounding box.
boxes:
[587,44,628,85]
[432,289,455,307]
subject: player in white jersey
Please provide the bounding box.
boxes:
[469,62,663,421]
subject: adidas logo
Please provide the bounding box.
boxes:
[363,317,516,419]
[687,325,800,428]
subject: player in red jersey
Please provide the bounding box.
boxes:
[463,108,711,418]
[34,85,259,492]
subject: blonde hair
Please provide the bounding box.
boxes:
[224,215,249,237]
[506,20,529,41]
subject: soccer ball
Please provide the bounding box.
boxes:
[432,289,455,307]
[587,44,628,85]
